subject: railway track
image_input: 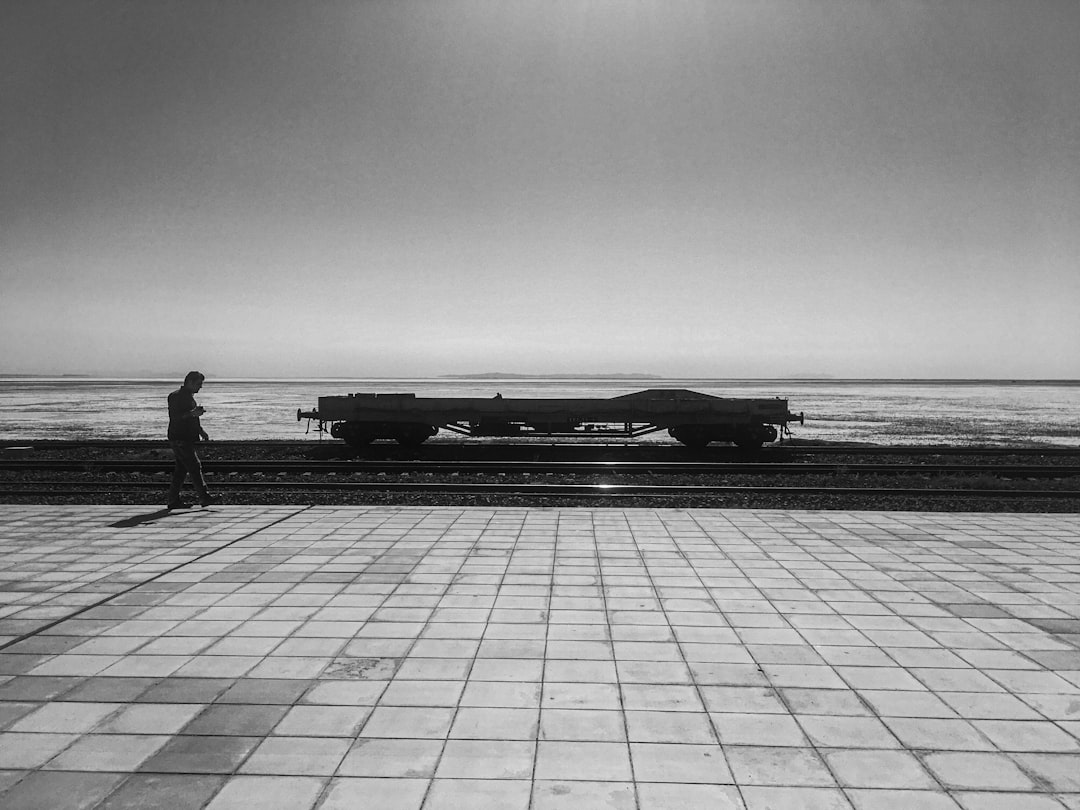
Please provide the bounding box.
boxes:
[2,441,1078,508]
[6,440,1080,453]
[3,459,1080,477]
[1,479,1076,500]
[5,440,1080,457]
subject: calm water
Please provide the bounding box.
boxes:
[1,378,1078,446]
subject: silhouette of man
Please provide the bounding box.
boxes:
[166,371,214,508]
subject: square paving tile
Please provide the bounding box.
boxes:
[797,715,900,748]
[45,733,170,771]
[629,742,732,783]
[0,771,126,810]
[9,701,120,733]
[637,782,744,809]
[726,745,836,787]
[203,775,325,810]
[714,712,808,746]
[62,677,157,703]
[450,706,539,739]
[337,737,443,777]
[531,779,635,810]
[535,740,633,781]
[96,702,204,734]
[0,701,40,731]
[972,719,1080,752]
[859,689,958,718]
[93,774,226,810]
[181,703,288,736]
[825,749,937,789]
[360,706,455,738]
[882,717,996,750]
[621,683,703,712]
[739,785,852,809]
[702,685,786,714]
[301,680,386,705]
[464,660,540,686]
[0,731,79,768]
[239,735,350,775]
[435,738,536,779]
[461,680,541,708]
[423,778,531,810]
[922,752,1037,790]
[0,675,83,701]
[215,678,311,704]
[844,788,960,810]
[938,692,1042,720]
[625,710,716,743]
[540,708,626,742]
[138,734,260,774]
[542,682,620,709]
[273,704,371,737]
[136,678,236,704]
[379,679,465,707]
[951,794,1066,810]
[1010,753,1080,791]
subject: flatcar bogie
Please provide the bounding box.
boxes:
[394,423,439,447]
[330,422,375,447]
[667,423,780,449]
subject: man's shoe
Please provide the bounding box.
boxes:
[167,502,193,510]
[199,495,217,507]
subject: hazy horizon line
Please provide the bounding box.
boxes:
[3,373,1079,385]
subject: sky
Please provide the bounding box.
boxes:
[2,0,1078,379]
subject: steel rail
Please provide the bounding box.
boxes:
[4,440,1080,456]
[1,480,1077,499]
[3,460,1079,477]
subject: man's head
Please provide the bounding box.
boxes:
[183,371,205,391]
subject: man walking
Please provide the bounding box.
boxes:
[167,371,215,509]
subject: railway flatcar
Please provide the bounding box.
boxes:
[298,389,803,449]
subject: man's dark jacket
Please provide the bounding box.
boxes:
[168,387,202,442]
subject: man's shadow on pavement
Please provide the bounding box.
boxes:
[109,509,194,528]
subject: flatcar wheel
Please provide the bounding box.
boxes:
[394,424,436,447]
[734,425,775,450]
[332,423,375,449]
[669,425,710,449]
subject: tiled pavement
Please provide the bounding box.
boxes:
[0,506,1078,810]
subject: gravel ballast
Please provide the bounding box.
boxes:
[3,441,1078,512]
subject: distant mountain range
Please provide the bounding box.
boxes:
[0,373,93,378]
[440,373,663,380]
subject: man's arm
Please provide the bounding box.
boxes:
[169,392,204,421]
